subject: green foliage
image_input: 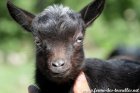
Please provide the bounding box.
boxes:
[0,0,140,93]
[0,0,139,55]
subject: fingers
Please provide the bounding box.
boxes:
[73,72,91,93]
[28,85,39,93]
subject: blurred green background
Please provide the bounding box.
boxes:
[0,0,140,93]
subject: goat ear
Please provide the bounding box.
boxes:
[80,0,105,27]
[7,1,35,32]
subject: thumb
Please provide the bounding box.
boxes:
[28,85,39,93]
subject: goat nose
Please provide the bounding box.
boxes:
[52,60,65,67]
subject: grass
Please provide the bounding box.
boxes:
[0,62,34,93]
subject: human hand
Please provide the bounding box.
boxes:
[28,85,39,93]
[73,72,91,93]
[28,72,91,93]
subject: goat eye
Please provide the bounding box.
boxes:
[76,37,83,43]
[35,39,41,46]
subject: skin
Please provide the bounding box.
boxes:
[28,72,91,93]
[73,72,91,93]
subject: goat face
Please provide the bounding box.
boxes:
[32,6,85,81]
[7,0,105,83]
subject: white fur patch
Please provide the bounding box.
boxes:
[42,4,73,16]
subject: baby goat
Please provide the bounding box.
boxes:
[7,0,140,93]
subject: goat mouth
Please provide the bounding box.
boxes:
[51,68,71,77]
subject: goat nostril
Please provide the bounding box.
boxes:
[52,62,59,67]
[52,60,65,67]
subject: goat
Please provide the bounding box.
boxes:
[107,45,140,62]
[7,0,140,93]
